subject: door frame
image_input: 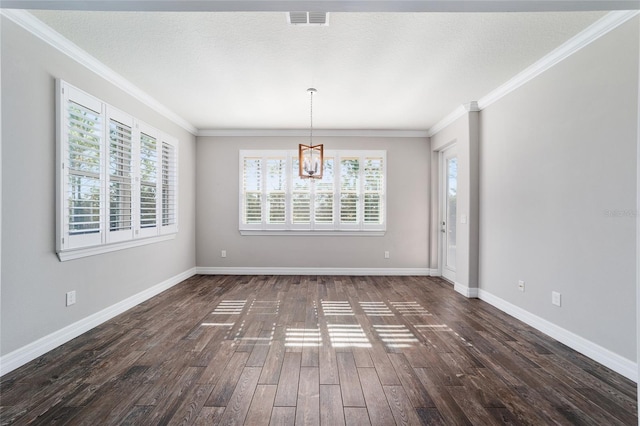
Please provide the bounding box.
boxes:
[438,144,457,283]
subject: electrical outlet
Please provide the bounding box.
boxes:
[518,280,525,292]
[221,250,227,258]
[552,291,562,307]
[384,251,390,259]
[66,290,76,306]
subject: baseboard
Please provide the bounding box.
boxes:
[0,267,197,377]
[196,266,431,276]
[454,282,479,298]
[477,289,638,382]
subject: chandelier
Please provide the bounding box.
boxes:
[299,88,323,179]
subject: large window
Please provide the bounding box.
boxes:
[240,150,386,234]
[57,80,178,260]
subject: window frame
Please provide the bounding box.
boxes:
[239,149,386,236]
[57,80,178,261]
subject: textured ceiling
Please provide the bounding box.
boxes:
[30,9,607,130]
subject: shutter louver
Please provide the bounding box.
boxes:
[162,140,178,230]
[67,100,102,237]
[340,158,359,224]
[266,158,286,224]
[292,158,311,224]
[364,158,383,224]
[243,158,262,224]
[140,132,158,229]
[109,118,133,234]
[314,158,334,224]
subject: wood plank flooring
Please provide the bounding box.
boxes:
[0,275,637,425]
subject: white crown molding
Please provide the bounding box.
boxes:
[478,10,640,110]
[428,10,640,138]
[0,9,198,135]
[196,266,432,276]
[427,105,467,137]
[198,129,429,138]
[478,288,638,382]
[0,268,197,377]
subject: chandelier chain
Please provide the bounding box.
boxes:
[309,89,314,147]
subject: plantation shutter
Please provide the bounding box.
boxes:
[161,138,178,234]
[239,150,385,234]
[291,157,311,226]
[139,127,159,237]
[61,85,104,250]
[57,81,180,260]
[340,157,359,227]
[363,157,384,225]
[106,108,134,243]
[266,158,286,225]
[314,157,334,226]
[242,157,263,227]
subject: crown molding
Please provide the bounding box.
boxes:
[427,105,467,137]
[428,10,640,138]
[198,129,429,138]
[478,10,640,110]
[0,9,198,135]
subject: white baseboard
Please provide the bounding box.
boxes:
[478,289,638,382]
[196,266,431,276]
[0,267,197,377]
[454,282,479,298]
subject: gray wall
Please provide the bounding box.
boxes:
[430,111,480,292]
[1,17,197,356]
[479,18,638,360]
[196,136,430,269]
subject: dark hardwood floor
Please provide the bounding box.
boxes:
[0,275,637,425]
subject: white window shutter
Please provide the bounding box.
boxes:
[239,150,385,234]
[106,107,135,243]
[161,136,178,234]
[241,155,263,228]
[138,125,159,238]
[59,82,105,250]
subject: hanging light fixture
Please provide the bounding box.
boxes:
[299,88,323,179]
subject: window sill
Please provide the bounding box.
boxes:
[239,230,385,237]
[57,233,176,261]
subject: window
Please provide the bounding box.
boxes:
[239,150,386,234]
[57,80,178,260]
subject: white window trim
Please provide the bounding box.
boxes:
[56,80,178,261]
[239,149,386,235]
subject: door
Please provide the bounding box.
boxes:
[440,146,457,283]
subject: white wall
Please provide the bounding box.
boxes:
[479,18,638,361]
[1,17,197,356]
[196,136,430,271]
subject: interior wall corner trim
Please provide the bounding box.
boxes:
[0,267,197,377]
[477,288,638,382]
[0,9,198,135]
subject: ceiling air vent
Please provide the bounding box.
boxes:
[288,12,329,26]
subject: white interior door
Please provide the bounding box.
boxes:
[440,146,457,283]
